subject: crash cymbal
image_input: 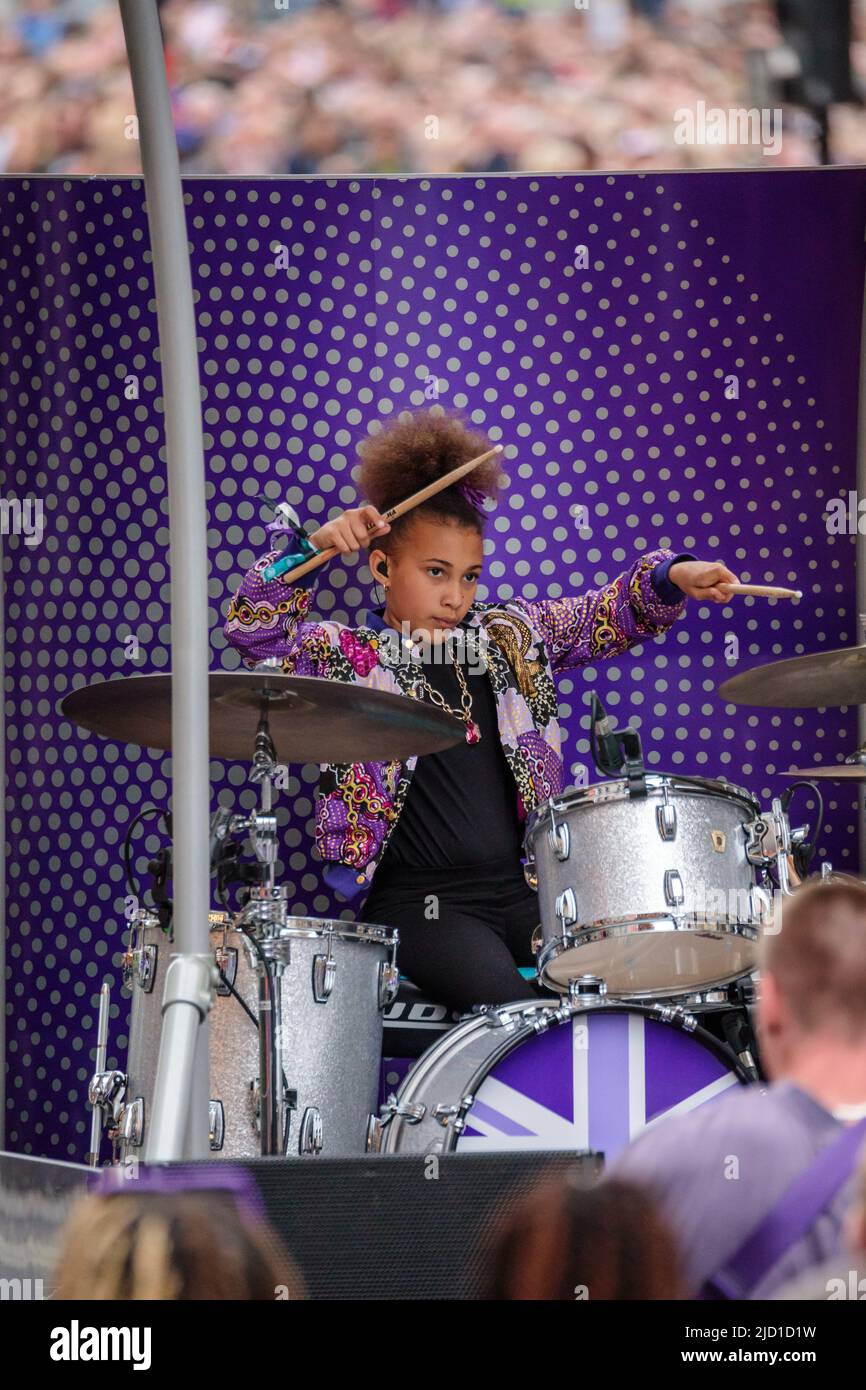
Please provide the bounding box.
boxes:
[718,645,866,708]
[61,671,465,763]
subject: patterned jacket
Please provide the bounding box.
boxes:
[223,544,695,906]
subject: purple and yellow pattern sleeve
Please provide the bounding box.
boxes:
[222,548,337,676]
[509,547,688,676]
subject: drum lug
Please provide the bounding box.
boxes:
[522,856,538,892]
[656,800,677,841]
[115,1096,145,1149]
[209,1099,225,1152]
[749,884,772,924]
[663,869,685,908]
[432,1100,469,1129]
[555,888,578,928]
[378,960,400,1009]
[214,946,238,994]
[567,974,608,1002]
[126,943,158,994]
[548,818,570,862]
[653,1004,698,1032]
[312,949,336,1002]
[365,1114,384,1153]
[298,1106,323,1154]
[378,1095,427,1127]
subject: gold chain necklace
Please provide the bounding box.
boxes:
[413,648,483,745]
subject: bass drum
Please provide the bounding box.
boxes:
[377,998,753,1162]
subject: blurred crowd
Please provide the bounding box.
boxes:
[3,0,866,177]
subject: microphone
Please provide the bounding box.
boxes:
[591,692,624,774]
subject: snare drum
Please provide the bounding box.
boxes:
[524,774,774,999]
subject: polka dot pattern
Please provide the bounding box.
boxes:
[1,172,861,1161]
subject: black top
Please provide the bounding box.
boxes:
[376,643,524,871]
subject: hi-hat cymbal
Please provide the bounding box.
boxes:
[718,645,866,708]
[61,672,465,763]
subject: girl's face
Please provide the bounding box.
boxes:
[370,514,484,642]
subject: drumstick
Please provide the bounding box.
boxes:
[269,444,503,584]
[723,583,802,600]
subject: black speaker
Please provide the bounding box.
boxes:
[775,0,857,107]
[168,1151,600,1299]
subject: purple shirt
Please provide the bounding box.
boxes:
[608,1080,863,1298]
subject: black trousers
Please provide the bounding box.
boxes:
[361,855,556,1016]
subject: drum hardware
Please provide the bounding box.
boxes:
[657,788,677,840]
[547,800,570,861]
[566,975,608,1002]
[744,799,805,896]
[378,961,400,1008]
[590,691,647,797]
[299,1108,323,1155]
[651,1003,699,1031]
[555,888,578,930]
[313,941,337,1003]
[117,1096,145,1150]
[663,869,685,908]
[208,1100,226,1152]
[86,981,113,1167]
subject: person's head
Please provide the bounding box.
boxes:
[356,408,506,641]
[758,873,866,1082]
[477,1172,682,1300]
[54,1190,305,1301]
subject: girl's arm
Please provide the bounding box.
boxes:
[510,548,694,676]
[222,505,391,676]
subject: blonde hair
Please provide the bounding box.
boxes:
[54,1191,306,1301]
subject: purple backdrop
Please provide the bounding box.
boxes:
[1,168,864,1161]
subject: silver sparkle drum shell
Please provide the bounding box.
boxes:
[524,774,769,998]
[121,913,397,1158]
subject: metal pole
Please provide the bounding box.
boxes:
[0,528,5,1149]
[857,218,866,878]
[118,0,212,1159]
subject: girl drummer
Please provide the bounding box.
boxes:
[224,408,738,1015]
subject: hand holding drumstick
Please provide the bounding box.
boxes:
[669,560,801,603]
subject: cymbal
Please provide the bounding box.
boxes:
[718,645,866,708]
[61,672,465,763]
[784,764,866,782]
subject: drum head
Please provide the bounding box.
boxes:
[456,1003,749,1163]
[540,922,759,998]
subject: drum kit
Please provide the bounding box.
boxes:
[72,634,863,1168]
